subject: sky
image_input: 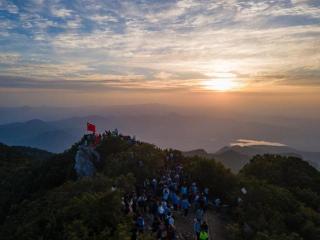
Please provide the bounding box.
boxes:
[0,0,320,106]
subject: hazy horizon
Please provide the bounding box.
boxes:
[0,102,320,153]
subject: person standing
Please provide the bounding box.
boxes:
[136,215,145,234]
[163,186,170,201]
[181,197,190,217]
[172,192,180,211]
[181,184,188,197]
[196,208,204,223]
[193,218,201,240]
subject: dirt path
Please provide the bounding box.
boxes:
[205,210,226,240]
[174,210,194,239]
[174,209,227,240]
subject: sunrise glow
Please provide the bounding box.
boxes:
[0,0,319,105]
[202,79,237,91]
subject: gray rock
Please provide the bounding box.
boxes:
[74,144,100,178]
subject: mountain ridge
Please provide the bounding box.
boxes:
[1,114,320,154]
[183,144,320,172]
[0,134,319,240]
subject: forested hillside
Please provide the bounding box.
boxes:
[0,135,319,240]
[0,143,52,224]
[228,155,320,240]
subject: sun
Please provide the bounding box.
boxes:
[203,78,237,92]
[202,77,239,92]
[200,63,244,91]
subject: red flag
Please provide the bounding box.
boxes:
[87,122,96,133]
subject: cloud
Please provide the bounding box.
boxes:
[153,72,174,80]
[0,74,192,92]
[0,75,143,91]
[0,53,21,64]
[51,7,73,18]
[0,0,19,14]
[1,62,95,79]
[0,0,319,92]
[88,15,119,23]
[240,67,320,88]
[280,68,320,86]
[66,16,82,29]
[0,75,117,91]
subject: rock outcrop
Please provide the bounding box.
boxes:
[74,144,100,177]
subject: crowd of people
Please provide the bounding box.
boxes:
[122,158,211,240]
[79,127,246,239]
[75,128,139,178]
[83,128,139,148]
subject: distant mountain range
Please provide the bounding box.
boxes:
[183,145,320,172]
[0,119,81,152]
[1,106,320,154]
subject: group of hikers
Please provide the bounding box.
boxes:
[76,125,248,239]
[122,159,211,240]
[83,128,138,148]
[77,127,213,239]
[75,128,139,178]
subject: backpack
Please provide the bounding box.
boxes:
[199,231,208,240]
